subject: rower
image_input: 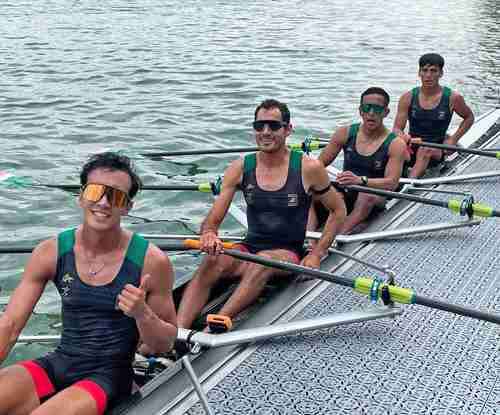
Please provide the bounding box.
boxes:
[310,87,407,235]
[176,98,346,334]
[393,53,475,178]
[0,152,177,415]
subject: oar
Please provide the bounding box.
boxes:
[0,172,220,194]
[414,141,500,159]
[181,240,500,325]
[0,240,238,255]
[340,183,500,218]
[140,140,326,158]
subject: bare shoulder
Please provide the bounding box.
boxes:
[223,157,244,184]
[25,237,58,281]
[143,243,174,289]
[399,90,412,105]
[389,135,408,153]
[302,155,326,174]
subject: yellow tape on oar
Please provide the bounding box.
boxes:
[448,200,493,218]
[496,152,500,160]
[197,182,213,193]
[353,277,416,304]
[288,141,321,152]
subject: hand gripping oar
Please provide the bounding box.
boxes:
[341,184,500,218]
[0,240,238,255]
[414,141,500,159]
[183,240,500,325]
[140,139,326,158]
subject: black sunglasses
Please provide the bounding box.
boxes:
[252,120,288,132]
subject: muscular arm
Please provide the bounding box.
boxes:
[303,158,347,259]
[392,92,412,139]
[132,246,177,355]
[199,158,243,236]
[364,137,407,191]
[447,93,474,145]
[0,239,55,362]
[318,126,349,167]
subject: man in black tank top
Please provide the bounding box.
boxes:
[311,87,407,234]
[0,153,177,415]
[177,99,346,332]
[393,53,474,178]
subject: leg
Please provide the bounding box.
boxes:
[217,249,297,319]
[32,381,106,415]
[410,147,442,178]
[177,253,242,329]
[340,193,385,234]
[0,364,41,415]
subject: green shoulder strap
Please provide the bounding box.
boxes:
[243,153,257,174]
[126,233,149,268]
[411,87,419,101]
[348,123,360,141]
[289,150,302,171]
[58,228,76,258]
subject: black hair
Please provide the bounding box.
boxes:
[254,99,291,124]
[360,87,390,107]
[419,53,445,69]
[80,152,142,199]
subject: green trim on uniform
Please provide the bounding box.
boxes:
[411,87,419,101]
[442,86,452,99]
[58,228,76,258]
[349,123,360,141]
[126,233,149,268]
[243,153,257,174]
[289,150,302,171]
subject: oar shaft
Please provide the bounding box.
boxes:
[218,247,500,325]
[414,294,500,325]
[416,142,500,159]
[345,184,448,208]
[142,147,260,157]
[42,184,211,192]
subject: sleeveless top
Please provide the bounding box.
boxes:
[342,123,397,178]
[408,86,453,143]
[54,229,148,366]
[241,150,312,255]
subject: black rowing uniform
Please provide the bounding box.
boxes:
[20,229,149,412]
[241,150,312,259]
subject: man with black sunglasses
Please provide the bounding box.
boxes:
[176,98,346,332]
[0,152,177,415]
[311,87,407,234]
[393,53,474,178]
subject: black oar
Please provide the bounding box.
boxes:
[0,240,237,255]
[414,141,500,159]
[140,140,326,158]
[341,183,500,218]
[189,243,500,325]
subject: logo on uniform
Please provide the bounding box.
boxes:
[438,111,446,120]
[61,273,74,297]
[288,193,298,207]
[374,160,383,170]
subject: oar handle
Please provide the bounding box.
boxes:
[183,239,238,250]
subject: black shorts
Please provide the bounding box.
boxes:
[314,188,385,227]
[20,351,133,413]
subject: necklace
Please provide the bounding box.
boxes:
[83,249,106,278]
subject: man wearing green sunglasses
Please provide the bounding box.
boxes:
[393,53,474,178]
[310,87,407,234]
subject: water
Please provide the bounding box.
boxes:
[1,0,499,364]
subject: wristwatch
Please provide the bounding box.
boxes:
[361,176,368,186]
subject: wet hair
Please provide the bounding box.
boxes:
[419,53,445,69]
[80,152,142,199]
[360,87,390,107]
[254,99,291,124]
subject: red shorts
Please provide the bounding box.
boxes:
[18,360,108,415]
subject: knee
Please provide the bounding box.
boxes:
[417,147,433,158]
